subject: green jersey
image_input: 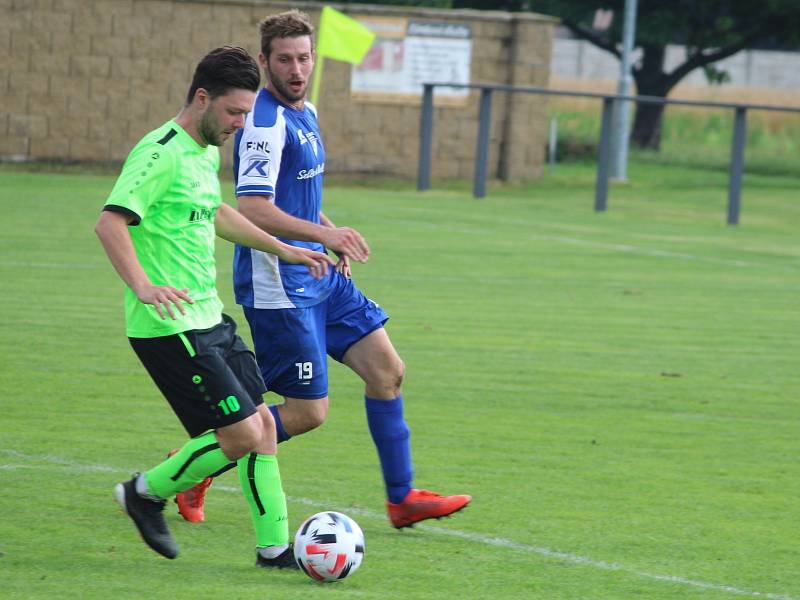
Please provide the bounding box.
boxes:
[104,120,224,338]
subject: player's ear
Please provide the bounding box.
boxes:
[258,52,269,70]
[193,87,211,109]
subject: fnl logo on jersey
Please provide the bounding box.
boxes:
[246,140,270,153]
[297,129,319,156]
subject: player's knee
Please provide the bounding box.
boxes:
[383,357,405,394]
[259,409,276,432]
[294,400,328,434]
[393,358,406,389]
[219,416,264,460]
[367,357,405,398]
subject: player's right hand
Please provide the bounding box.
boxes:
[135,285,194,320]
[321,227,370,263]
[335,254,352,278]
[282,247,335,280]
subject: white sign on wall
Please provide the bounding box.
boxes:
[351,18,472,103]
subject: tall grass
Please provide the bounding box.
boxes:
[547,79,800,176]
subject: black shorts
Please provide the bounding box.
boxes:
[129,314,266,438]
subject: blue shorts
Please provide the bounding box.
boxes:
[242,272,389,400]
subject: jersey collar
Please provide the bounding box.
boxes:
[169,119,209,153]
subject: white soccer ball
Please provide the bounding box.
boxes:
[293,511,365,582]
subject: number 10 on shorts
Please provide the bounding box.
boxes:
[295,361,313,380]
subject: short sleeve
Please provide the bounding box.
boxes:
[235,110,286,198]
[104,142,174,225]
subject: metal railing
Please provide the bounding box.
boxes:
[417,83,800,225]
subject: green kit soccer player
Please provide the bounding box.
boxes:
[95,46,332,567]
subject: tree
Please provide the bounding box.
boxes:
[453,0,800,149]
[341,0,452,7]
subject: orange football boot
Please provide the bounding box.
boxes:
[387,489,471,528]
[166,449,213,524]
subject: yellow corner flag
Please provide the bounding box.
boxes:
[317,5,375,63]
[311,6,375,104]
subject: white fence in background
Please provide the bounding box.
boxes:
[551,29,800,90]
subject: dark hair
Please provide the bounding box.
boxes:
[185,46,260,104]
[259,9,315,58]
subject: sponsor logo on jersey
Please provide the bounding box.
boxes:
[189,207,214,223]
[246,140,270,153]
[297,129,319,156]
[243,158,270,177]
[297,163,325,180]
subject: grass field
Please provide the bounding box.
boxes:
[547,79,800,176]
[1,163,798,599]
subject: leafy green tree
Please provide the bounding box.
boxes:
[340,0,453,7]
[453,0,800,149]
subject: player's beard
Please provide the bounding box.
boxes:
[198,107,230,147]
[268,68,307,103]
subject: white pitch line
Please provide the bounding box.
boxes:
[1,231,796,273]
[0,261,102,270]
[544,234,760,268]
[2,448,797,600]
[395,216,798,272]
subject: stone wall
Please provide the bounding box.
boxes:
[1,0,555,181]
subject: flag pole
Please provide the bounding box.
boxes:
[310,54,324,105]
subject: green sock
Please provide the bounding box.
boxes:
[237,453,289,548]
[144,431,231,499]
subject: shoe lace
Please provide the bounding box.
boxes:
[138,495,169,532]
[415,489,444,500]
[145,497,167,512]
[275,547,296,566]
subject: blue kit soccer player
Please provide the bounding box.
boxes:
[174,10,470,529]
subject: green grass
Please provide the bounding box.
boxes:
[1,163,799,599]
[548,103,800,176]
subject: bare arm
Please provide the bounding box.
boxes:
[237,194,370,263]
[214,202,334,279]
[94,210,193,320]
[318,210,335,229]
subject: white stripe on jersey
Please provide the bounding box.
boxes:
[248,246,295,309]
[237,101,292,308]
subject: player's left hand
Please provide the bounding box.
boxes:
[281,246,335,280]
[320,227,370,263]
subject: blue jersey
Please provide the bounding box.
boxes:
[232,88,329,308]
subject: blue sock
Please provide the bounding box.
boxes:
[365,395,413,504]
[269,405,292,443]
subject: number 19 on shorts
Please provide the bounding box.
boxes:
[295,361,313,380]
